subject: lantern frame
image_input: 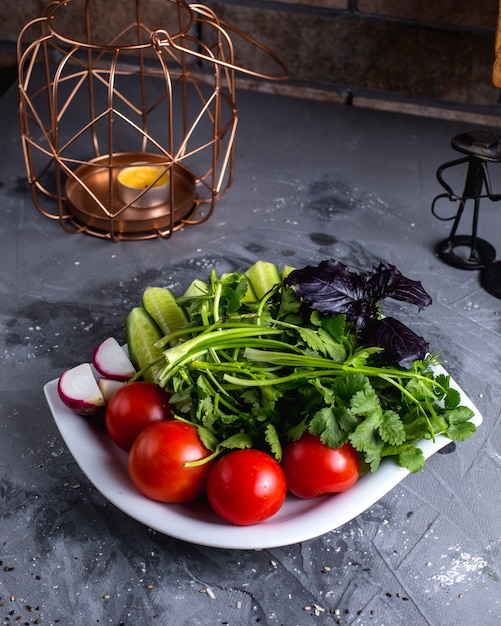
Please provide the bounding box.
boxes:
[17,0,287,240]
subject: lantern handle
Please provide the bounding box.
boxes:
[152,3,288,81]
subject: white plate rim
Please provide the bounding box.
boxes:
[44,364,482,549]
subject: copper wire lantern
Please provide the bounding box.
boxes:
[17,0,287,240]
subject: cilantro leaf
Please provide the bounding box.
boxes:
[277,284,303,321]
[434,373,450,398]
[287,419,308,442]
[398,447,426,473]
[297,326,330,354]
[349,413,382,453]
[265,423,283,461]
[317,328,347,361]
[320,313,347,343]
[345,347,382,368]
[321,373,369,403]
[445,405,476,441]
[350,386,381,417]
[446,421,477,441]
[404,374,438,402]
[217,272,249,316]
[308,406,352,449]
[379,410,406,445]
[197,425,219,451]
[444,387,461,410]
[364,447,385,472]
[448,405,475,424]
[219,433,254,450]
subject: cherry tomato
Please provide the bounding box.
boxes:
[206,449,287,526]
[128,420,213,503]
[281,433,360,498]
[105,381,172,451]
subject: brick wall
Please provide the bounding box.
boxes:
[4,0,501,123]
[205,0,500,121]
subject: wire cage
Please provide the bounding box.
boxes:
[17,0,287,240]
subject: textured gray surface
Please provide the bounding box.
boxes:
[0,77,500,626]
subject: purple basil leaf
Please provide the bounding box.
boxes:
[362,317,430,369]
[286,259,432,332]
[366,263,432,310]
[286,259,377,329]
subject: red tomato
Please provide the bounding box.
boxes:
[206,449,287,526]
[105,381,172,451]
[128,420,213,503]
[281,433,360,498]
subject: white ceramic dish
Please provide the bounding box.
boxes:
[44,365,482,549]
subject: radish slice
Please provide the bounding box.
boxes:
[58,363,106,417]
[92,337,136,381]
[98,377,126,403]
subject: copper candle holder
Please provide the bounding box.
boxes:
[17,0,287,240]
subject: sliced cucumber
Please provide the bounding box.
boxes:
[126,307,165,383]
[245,260,282,300]
[142,286,188,336]
[183,278,209,298]
[241,278,257,303]
[281,265,296,280]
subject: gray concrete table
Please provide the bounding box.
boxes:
[0,75,500,626]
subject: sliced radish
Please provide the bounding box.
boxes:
[98,377,126,403]
[92,337,136,381]
[58,363,106,417]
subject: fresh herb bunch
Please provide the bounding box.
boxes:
[137,260,476,473]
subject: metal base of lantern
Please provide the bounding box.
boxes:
[65,153,197,239]
[436,235,496,270]
[481,260,501,299]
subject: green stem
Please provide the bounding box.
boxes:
[219,356,445,441]
[198,369,246,416]
[243,347,443,387]
[212,276,223,324]
[184,445,224,467]
[158,336,297,386]
[256,286,279,321]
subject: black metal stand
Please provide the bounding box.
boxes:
[431,131,501,272]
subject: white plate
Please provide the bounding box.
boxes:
[44,365,482,549]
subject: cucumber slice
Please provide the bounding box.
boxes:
[142,286,188,336]
[241,278,257,303]
[183,278,209,298]
[245,261,282,300]
[281,265,296,280]
[126,307,165,383]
